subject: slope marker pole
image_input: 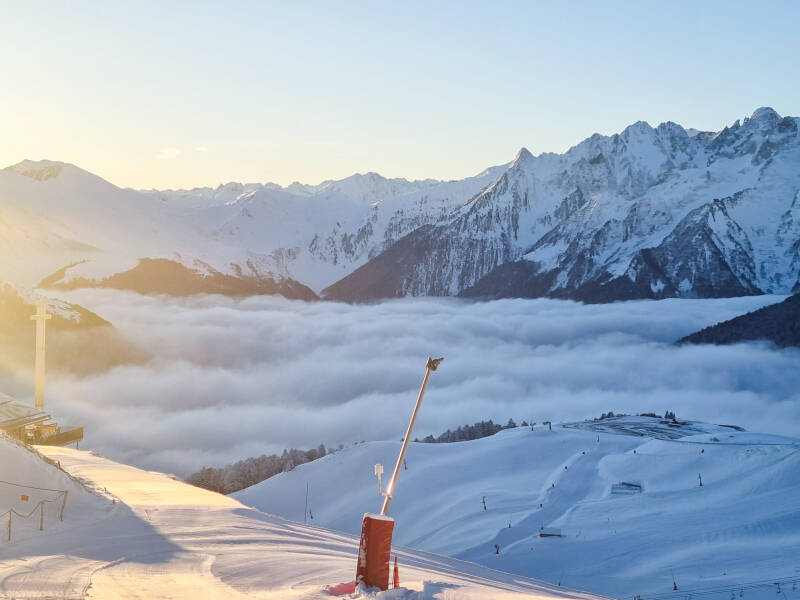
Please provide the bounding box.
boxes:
[304,482,309,524]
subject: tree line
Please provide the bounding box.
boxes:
[187,444,328,494]
[187,418,527,495]
[415,418,522,443]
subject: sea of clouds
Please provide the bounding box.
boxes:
[17,290,800,477]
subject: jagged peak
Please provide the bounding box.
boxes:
[7,158,66,169]
[510,147,535,169]
[656,120,687,133]
[3,159,104,184]
[216,181,245,192]
[748,106,781,122]
[339,171,390,184]
[621,120,654,137]
[5,159,67,181]
[653,121,692,146]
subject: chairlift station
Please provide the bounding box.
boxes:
[0,301,83,447]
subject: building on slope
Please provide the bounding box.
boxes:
[0,391,83,447]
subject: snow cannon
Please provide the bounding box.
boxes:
[355,356,443,590]
[356,513,394,590]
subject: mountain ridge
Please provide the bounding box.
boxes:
[4,107,798,304]
[324,106,800,304]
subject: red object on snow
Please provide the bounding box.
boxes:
[393,555,399,588]
[327,580,357,596]
[356,513,394,591]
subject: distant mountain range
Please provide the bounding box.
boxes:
[0,158,505,297]
[2,107,799,304]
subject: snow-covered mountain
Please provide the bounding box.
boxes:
[146,166,507,291]
[324,107,800,303]
[235,416,800,599]
[0,160,314,298]
[0,159,505,297]
[5,107,799,303]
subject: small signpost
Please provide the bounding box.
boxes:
[374,463,384,496]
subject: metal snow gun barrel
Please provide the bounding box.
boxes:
[356,356,443,591]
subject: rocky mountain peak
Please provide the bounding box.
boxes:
[5,159,67,181]
[621,120,654,138]
[748,106,781,123]
[510,147,535,170]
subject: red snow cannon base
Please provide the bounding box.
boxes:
[356,513,395,591]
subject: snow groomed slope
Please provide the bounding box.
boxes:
[234,417,800,599]
[0,434,607,599]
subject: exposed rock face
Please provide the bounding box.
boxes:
[325,108,800,303]
[47,258,319,301]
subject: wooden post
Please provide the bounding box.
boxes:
[60,491,68,521]
[7,511,11,541]
[39,502,44,531]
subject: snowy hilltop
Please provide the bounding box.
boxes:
[234,415,800,599]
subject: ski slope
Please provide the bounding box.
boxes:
[0,434,606,599]
[234,417,800,599]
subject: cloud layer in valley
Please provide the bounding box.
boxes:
[15,290,800,477]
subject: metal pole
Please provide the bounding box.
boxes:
[7,511,11,541]
[39,502,44,531]
[380,356,443,516]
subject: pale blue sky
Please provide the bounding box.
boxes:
[1,0,798,189]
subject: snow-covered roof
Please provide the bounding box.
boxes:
[0,392,50,431]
